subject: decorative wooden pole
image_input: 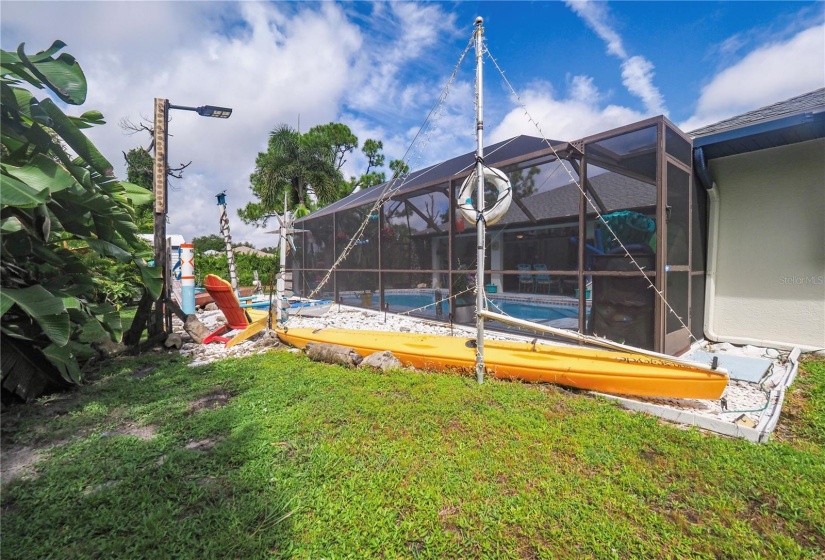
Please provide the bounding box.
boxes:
[216,191,239,296]
[151,98,169,337]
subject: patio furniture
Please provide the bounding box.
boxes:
[517,264,535,292]
[533,264,557,294]
[202,274,268,344]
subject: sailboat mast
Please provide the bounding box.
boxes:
[276,192,288,324]
[474,17,486,384]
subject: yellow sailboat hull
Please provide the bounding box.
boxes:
[276,328,728,400]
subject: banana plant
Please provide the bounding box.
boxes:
[1,41,161,400]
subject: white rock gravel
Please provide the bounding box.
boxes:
[171,305,794,435]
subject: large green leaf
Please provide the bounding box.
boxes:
[4,154,76,195]
[0,296,13,317]
[64,162,93,189]
[0,167,50,207]
[9,88,52,126]
[78,109,104,123]
[1,216,24,233]
[137,260,163,299]
[88,301,122,342]
[81,237,132,262]
[68,109,105,129]
[1,50,22,65]
[39,99,112,177]
[121,181,154,206]
[0,284,66,317]
[61,296,82,312]
[25,40,68,62]
[1,336,71,401]
[18,119,58,157]
[0,285,70,346]
[41,342,82,384]
[32,312,71,346]
[0,62,44,90]
[17,42,86,105]
[91,214,117,242]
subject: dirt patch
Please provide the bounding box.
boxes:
[184,437,223,452]
[438,504,462,536]
[187,388,234,413]
[515,534,539,560]
[1,445,45,484]
[111,422,157,441]
[197,475,219,488]
[130,366,156,379]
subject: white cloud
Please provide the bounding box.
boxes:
[345,2,459,118]
[566,0,666,117]
[2,2,364,248]
[565,0,627,59]
[489,78,647,143]
[680,24,825,132]
[621,56,667,115]
[568,75,600,104]
[2,1,468,248]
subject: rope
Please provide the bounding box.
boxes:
[485,45,697,343]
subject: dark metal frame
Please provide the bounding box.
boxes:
[291,117,701,355]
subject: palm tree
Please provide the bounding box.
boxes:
[250,124,342,215]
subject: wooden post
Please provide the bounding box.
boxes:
[150,98,169,338]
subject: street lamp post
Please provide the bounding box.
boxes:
[150,98,232,337]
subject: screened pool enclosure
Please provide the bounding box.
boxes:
[288,116,706,355]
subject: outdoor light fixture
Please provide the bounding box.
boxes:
[168,103,233,119]
[150,98,233,337]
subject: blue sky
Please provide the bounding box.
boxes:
[3,1,823,247]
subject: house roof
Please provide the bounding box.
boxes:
[689,88,825,159]
[233,246,274,257]
[494,171,656,227]
[299,135,572,221]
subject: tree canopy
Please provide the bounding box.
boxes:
[239,124,341,226]
[123,147,153,233]
[239,122,407,227]
[192,234,226,254]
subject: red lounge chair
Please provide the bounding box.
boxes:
[202,274,267,344]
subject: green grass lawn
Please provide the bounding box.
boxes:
[1,349,822,559]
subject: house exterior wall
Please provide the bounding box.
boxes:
[709,138,825,350]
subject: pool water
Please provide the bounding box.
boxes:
[342,293,578,322]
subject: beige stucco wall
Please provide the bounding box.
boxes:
[708,137,825,350]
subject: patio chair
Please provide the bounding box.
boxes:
[202,274,268,344]
[533,264,556,294]
[517,264,535,292]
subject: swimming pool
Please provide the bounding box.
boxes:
[341,292,579,323]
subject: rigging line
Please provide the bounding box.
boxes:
[394,286,476,319]
[531,158,572,195]
[453,135,521,178]
[485,47,697,343]
[303,34,475,302]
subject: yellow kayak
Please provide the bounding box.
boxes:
[276,327,728,400]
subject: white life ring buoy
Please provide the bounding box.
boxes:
[456,167,512,226]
